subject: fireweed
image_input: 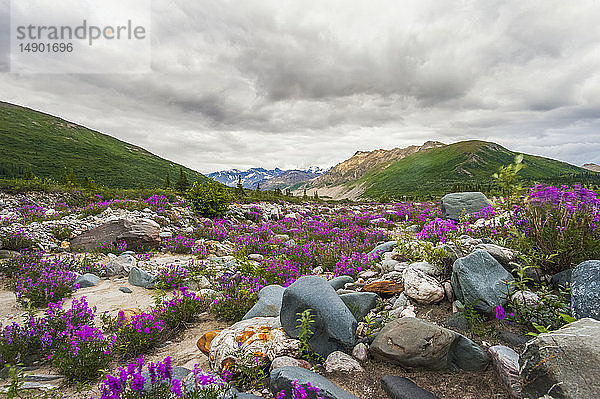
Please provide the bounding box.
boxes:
[0,297,114,381]
[511,184,600,273]
[111,309,165,359]
[156,264,190,289]
[94,356,230,399]
[157,287,211,329]
[2,250,79,307]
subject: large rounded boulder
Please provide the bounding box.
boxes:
[441,192,489,221]
[451,250,514,314]
[370,317,489,371]
[280,276,357,357]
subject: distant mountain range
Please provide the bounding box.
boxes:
[583,163,600,172]
[295,140,600,200]
[0,102,207,188]
[207,166,325,189]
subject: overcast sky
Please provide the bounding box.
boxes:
[1,0,600,173]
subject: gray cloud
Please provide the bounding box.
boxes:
[1,0,600,173]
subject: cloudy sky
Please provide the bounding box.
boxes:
[1,0,600,173]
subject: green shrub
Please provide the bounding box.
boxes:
[187,179,231,218]
[50,225,73,241]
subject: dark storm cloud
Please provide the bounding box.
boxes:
[1,0,600,172]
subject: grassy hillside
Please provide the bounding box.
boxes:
[358,140,599,198]
[0,102,206,188]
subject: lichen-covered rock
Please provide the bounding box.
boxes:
[209,317,299,372]
[197,330,221,355]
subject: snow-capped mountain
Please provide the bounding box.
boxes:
[207,167,325,189]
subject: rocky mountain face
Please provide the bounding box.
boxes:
[307,141,445,188]
[208,167,325,189]
[583,163,600,172]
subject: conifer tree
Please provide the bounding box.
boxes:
[163,172,171,189]
[175,167,189,192]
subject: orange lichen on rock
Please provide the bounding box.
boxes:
[197,330,221,355]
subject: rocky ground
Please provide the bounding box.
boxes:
[0,190,598,399]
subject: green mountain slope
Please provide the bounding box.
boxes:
[0,102,207,188]
[356,140,598,198]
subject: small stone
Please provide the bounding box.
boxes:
[249,253,264,262]
[119,287,132,293]
[74,273,100,288]
[510,290,539,308]
[359,270,378,279]
[352,343,368,362]
[362,280,403,296]
[324,351,364,374]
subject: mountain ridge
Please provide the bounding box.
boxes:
[0,102,207,188]
[296,140,598,199]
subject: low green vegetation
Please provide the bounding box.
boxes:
[0,102,207,188]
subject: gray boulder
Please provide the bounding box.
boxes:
[71,218,160,251]
[551,268,572,289]
[329,275,354,290]
[370,317,488,371]
[270,366,359,399]
[74,273,100,288]
[380,375,440,399]
[280,276,357,357]
[368,241,397,259]
[339,292,378,321]
[451,250,514,314]
[571,260,600,320]
[106,253,136,276]
[520,318,600,399]
[441,192,489,221]
[243,285,285,320]
[128,266,156,288]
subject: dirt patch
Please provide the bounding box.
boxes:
[329,359,511,399]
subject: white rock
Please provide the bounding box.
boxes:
[510,290,539,308]
[325,351,364,373]
[400,305,416,318]
[402,267,444,304]
[352,343,368,362]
